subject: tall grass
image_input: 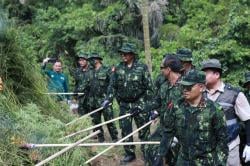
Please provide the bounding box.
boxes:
[0,24,93,165]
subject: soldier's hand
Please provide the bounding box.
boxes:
[129,107,142,116]
[101,100,110,109]
[171,137,178,147]
[243,145,250,163]
[150,110,159,121]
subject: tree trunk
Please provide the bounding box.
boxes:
[141,0,152,74]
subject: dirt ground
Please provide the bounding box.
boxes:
[89,120,160,166]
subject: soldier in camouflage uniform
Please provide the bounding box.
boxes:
[87,52,118,143]
[72,51,91,116]
[102,42,154,163]
[144,54,183,166]
[159,70,228,165]
[176,48,195,76]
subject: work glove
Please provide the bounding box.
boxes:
[150,110,159,120]
[101,100,110,109]
[243,145,250,163]
[42,57,50,65]
[129,107,142,116]
[171,137,178,147]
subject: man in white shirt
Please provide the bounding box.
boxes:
[201,59,250,166]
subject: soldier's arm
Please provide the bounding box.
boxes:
[143,65,155,98]
[159,106,177,156]
[212,104,228,165]
[144,91,162,113]
[106,66,118,101]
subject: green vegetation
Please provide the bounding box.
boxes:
[0,0,249,165]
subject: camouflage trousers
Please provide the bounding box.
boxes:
[144,126,179,166]
[90,106,118,141]
[78,97,89,116]
[118,100,150,156]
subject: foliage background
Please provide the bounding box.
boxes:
[0,0,249,165]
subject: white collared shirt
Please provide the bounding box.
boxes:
[205,81,250,150]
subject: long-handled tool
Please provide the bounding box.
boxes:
[65,103,112,127]
[35,130,100,166]
[85,120,153,164]
[22,141,160,149]
[43,92,84,95]
[60,113,131,140]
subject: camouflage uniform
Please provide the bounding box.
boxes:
[144,55,182,166]
[71,52,91,115]
[144,78,182,166]
[159,70,228,166]
[107,43,154,157]
[159,98,228,165]
[88,53,118,141]
[72,67,92,115]
[154,73,166,96]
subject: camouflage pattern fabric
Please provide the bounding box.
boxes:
[160,98,228,166]
[144,78,182,166]
[88,65,118,141]
[107,59,154,156]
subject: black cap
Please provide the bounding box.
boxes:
[162,54,182,73]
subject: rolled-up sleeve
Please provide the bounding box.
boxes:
[235,92,250,121]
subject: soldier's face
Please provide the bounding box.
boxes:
[183,84,203,101]
[53,62,62,72]
[204,69,220,85]
[78,58,87,68]
[181,61,192,71]
[121,53,134,63]
[162,67,170,77]
[0,77,3,91]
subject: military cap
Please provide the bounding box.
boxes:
[201,58,222,71]
[179,70,206,86]
[118,42,138,55]
[239,72,250,88]
[162,54,182,73]
[77,51,88,59]
[88,52,103,61]
[176,48,193,62]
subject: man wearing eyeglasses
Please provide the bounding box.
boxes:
[159,70,228,165]
[144,54,183,166]
[202,59,250,166]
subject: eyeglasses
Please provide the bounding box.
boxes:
[182,84,196,91]
[121,53,130,56]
